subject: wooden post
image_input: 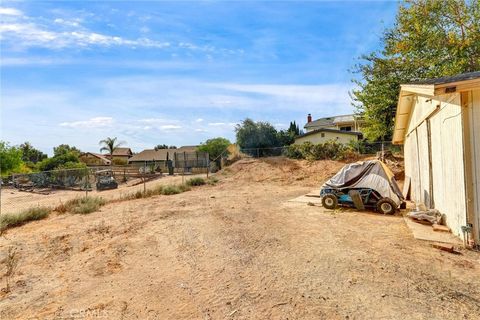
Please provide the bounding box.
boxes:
[85,169,89,198]
[207,153,209,178]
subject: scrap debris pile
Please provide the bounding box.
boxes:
[407,203,451,232]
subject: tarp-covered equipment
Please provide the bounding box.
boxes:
[320,160,404,214]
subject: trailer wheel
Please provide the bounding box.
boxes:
[376,198,397,215]
[322,194,338,210]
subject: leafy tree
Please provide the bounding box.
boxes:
[99,137,124,160]
[235,118,280,150]
[276,130,295,146]
[0,141,23,175]
[154,144,169,150]
[20,142,47,164]
[36,152,81,171]
[55,161,87,170]
[352,0,480,141]
[154,144,177,150]
[198,137,231,161]
[53,144,81,157]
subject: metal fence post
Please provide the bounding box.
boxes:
[143,161,146,194]
[207,156,210,178]
[85,168,89,198]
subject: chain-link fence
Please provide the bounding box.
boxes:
[0,151,213,216]
[174,151,209,174]
[238,141,401,158]
[8,168,93,191]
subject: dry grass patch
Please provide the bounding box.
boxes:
[206,176,219,185]
[160,184,191,195]
[121,182,196,200]
[1,246,19,293]
[186,177,206,186]
[0,207,51,233]
[65,196,106,214]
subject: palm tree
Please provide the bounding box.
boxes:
[99,137,124,165]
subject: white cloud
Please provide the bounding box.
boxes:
[54,18,81,27]
[160,125,182,130]
[0,7,22,16]
[213,83,351,105]
[133,118,182,131]
[60,117,114,128]
[2,24,170,49]
[208,122,237,127]
[0,9,240,55]
[195,118,204,123]
[0,13,170,50]
[138,118,175,124]
[0,57,70,66]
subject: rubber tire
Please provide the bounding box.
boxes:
[322,194,338,210]
[376,198,397,215]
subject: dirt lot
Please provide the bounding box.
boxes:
[1,157,479,319]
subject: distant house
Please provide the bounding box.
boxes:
[294,128,362,145]
[304,113,364,133]
[393,71,480,245]
[105,147,133,163]
[294,114,363,145]
[79,152,111,166]
[128,146,198,167]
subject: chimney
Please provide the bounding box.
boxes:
[307,114,312,123]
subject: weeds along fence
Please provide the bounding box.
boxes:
[239,141,400,159]
[0,167,92,216]
[240,147,286,158]
[9,168,93,191]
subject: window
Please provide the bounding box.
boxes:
[340,126,352,131]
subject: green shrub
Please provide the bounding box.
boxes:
[65,196,106,214]
[283,144,303,159]
[0,207,50,232]
[186,177,206,186]
[55,202,67,213]
[134,190,144,199]
[178,184,191,192]
[207,176,219,185]
[284,141,360,161]
[161,185,182,195]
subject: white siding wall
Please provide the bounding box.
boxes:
[467,89,480,241]
[416,122,432,206]
[404,93,467,238]
[430,94,466,237]
[404,130,421,202]
[294,131,359,145]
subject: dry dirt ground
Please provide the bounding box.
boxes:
[1,157,480,320]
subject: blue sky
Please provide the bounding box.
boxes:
[0,1,397,155]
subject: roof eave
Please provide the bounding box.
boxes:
[392,90,415,145]
[434,78,480,95]
[400,84,435,97]
[393,77,480,144]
